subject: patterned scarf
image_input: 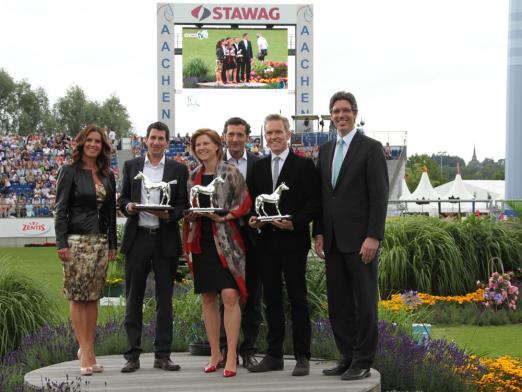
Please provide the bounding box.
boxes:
[183,161,251,302]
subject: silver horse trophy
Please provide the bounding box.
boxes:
[254,183,292,221]
[134,171,176,210]
[188,175,227,214]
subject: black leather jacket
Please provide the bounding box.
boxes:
[54,163,117,250]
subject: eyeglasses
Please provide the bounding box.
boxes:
[332,108,354,114]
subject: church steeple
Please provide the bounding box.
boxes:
[470,145,479,165]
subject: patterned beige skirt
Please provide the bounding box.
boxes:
[62,234,109,301]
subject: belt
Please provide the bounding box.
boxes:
[138,226,160,235]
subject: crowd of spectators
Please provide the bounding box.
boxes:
[0,134,74,218]
[1,130,398,218]
[0,133,119,218]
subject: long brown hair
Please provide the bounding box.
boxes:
[190,128,224,163]
[72,125,112,176]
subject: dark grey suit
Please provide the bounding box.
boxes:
[314,131,388,369]
[118,156,188,360]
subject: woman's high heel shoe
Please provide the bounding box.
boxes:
[204,364,217,373]
[223,369,237,377]
[91,363,104,373]
[78,348,103,373]
[80,366,93,376]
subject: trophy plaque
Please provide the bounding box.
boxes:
[254,182,292,222]
[134,171,176,211]
[187,175,228,215]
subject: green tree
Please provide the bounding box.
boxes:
[0,68,17,134]
[99,95,132,137]
[53,85,87,135]
[406,154,442,190]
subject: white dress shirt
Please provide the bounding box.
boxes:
[138,154,166,228]
[226,149,248,180]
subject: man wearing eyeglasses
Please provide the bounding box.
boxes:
[313,91,389,381]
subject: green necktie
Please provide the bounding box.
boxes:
[332,139,345,186]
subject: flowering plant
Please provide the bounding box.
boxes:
[400,290,423,309]
[479,271,519,310]
[105,277,124,286]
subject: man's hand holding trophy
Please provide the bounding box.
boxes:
[248,182,293,231]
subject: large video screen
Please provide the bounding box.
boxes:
[182,28,288,89]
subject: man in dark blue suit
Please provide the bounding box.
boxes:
[118,122,189,373]
[248,114,320,376]
[314,92,389,381]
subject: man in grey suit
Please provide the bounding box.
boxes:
[314,92,389,381]
[219,117,262,370]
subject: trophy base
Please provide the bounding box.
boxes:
[187,208,229,216]
[135,204,175,211]
[255,215,292,222]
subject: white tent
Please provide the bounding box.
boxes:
[435,180,504,201]
[434,179,504,214]
[443,172,474,200]
[399,178,412,200]
[405,168,440,216]
[410,168,440,201]
[440,170,475,213]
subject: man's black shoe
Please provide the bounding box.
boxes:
[241,354,259,370]
[153,358,181,371]
[121,359,140,373]
[322,363,350,376]
[291,357,310,376]
[341,367,371,380]
[248,354,284,372]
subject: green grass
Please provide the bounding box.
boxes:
[1,247,123,323]
[431,324,522,359]
[182,28,288,83]
[2,247,521,361]
[1,248,67,315]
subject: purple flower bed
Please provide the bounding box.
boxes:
[1,318,483,392]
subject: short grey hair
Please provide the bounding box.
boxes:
[264,114,291,132]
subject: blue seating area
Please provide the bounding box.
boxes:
[4,183,35,196]
[166,142,186,159]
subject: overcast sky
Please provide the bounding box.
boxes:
[0,0,509,161]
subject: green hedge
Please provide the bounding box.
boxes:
[380,216,522,297]
[0,260,59,357]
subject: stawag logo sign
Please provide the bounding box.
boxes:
[191,5,280,21]
[191,5,211,21]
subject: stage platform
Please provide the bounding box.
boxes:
[24,352,381,391]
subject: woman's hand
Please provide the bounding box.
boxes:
[185,212,198,222]
[200,212,228,222]
[57,247,71,262]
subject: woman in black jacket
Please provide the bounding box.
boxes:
[54,125,117,375]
